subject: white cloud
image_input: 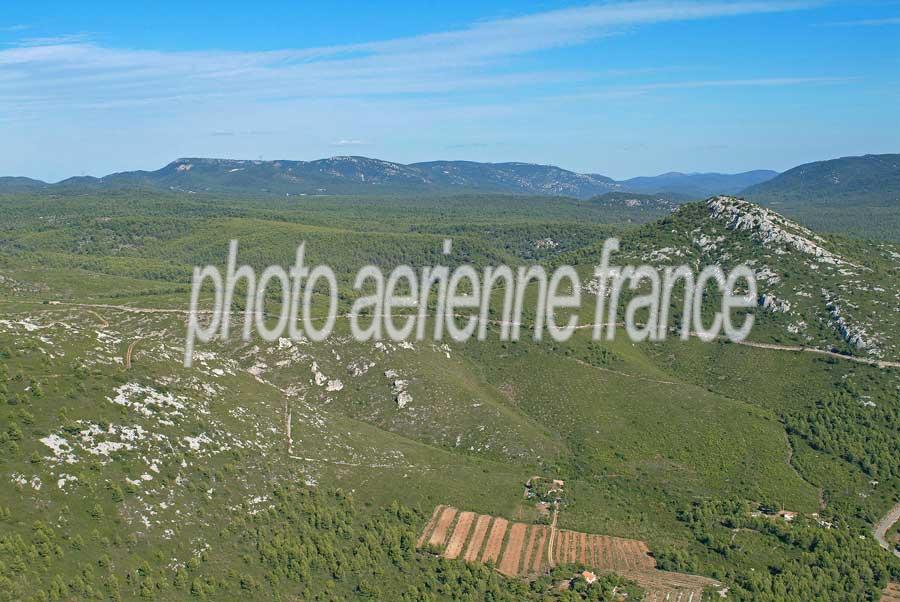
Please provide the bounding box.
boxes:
[819,16,900,27]
[331,139,369,146]
[14,33,93,47]
[0,0,820,114]
[639,76,858,89]
[527,76,855,106]
[210,129,277,137]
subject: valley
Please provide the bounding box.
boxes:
[0,188,898,600]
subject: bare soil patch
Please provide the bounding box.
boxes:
[443,511,475,559]
[417,505,719,596]
[498,522,527,576]
[481,517,509,564]
[427,506,458,547]
[530,526,548,572]
[882,582,900,602]
[416,505,444,547]
[463,515,492,562]
[521,525,539,572]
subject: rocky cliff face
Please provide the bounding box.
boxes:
[707,196,854,267]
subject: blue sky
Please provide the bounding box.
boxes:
[1,0,899,181]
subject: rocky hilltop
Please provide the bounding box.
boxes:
[603,196,900,359]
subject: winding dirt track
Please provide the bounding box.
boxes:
[874,503,900,559]
[124,341,137,369]
[732,339,900,369]
[87,310,109,327]
[546,503,559,566]
[573,321,900,369]
[12,302,900,369]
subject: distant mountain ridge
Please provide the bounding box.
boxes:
[0,156,778,199]
[7,154,897,204]
[622,169,778,197]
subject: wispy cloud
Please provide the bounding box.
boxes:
[12,33,94,47]
[0,0,821,115]
[331,139,369,147]
[1,24,30,33]
[819,16,900,27]
[638,76,858,89]
[210,129,278,137]
[540,76,855,105]
[445,142,492,150]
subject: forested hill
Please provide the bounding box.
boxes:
[0,157,623,198]
[0,156,776,199]
[740,154,900,241]
[743,154,900,206]
[0,177,47,194]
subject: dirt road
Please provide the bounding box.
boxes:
[874,503,900,558]
[124,341,137,369]
[734,339,900,369]
[11,301,900,369]
[546,503,559,567]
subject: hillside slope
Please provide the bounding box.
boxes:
[743,154,900,206]
[0,176,48,194]
[0,193,898,600]
[410,160,619,197]
[572,196,900,359]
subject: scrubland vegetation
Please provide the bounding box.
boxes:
[0,190,898,600]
